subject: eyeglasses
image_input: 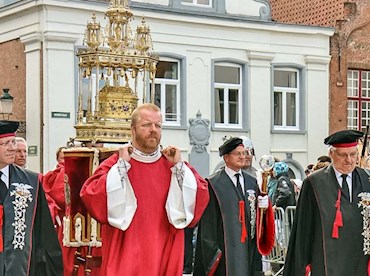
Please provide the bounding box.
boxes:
[0,139,17,148]
[334,151,358,159]
[229,151,246,157]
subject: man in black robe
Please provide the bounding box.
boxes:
[0,121,63,275]
[284,129,370,276]
[194,137,275,276]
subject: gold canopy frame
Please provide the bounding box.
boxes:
[75,0,159,143]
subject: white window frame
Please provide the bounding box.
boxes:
[214,63,243,129]
[154,58,181,126]
[181,0,212,8]
[347,69,370,132]
[273,68,300,131]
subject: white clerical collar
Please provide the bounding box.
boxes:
[128,141,162,163]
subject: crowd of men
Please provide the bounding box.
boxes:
[1,105,369,275]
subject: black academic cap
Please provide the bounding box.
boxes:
[219,137,244,156]
[0,121,19,138]
[324,129,364,148]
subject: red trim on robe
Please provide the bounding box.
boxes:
[256,202,275,255]
[207,250,222,276]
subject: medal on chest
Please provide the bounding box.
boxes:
[358,192,370,255]
[10,183,34,250]
[247,189,256,239]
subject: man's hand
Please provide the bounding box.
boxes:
[161,146,181,165]
[119,144,133,162]
[258,195,269,209]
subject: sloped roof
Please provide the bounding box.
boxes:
[270,0,344,27]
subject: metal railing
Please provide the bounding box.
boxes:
[265,206,296,276]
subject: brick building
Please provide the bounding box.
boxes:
[271,0,370,134]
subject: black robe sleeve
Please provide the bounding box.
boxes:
[283,178,316,276]
[194,185,224,275]
[29,179,63,276]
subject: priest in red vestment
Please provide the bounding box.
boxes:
[80,103,210,276]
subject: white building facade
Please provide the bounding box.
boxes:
[0,0,333,177]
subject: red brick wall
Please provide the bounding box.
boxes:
[329,1,370,133]
[270,0,344,27]
[0,39,26,122]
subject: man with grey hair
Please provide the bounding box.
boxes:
[239,136,258,178]
[14,137,27,168]
[284,129,370,276]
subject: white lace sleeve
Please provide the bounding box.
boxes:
[165,162,197,229]
[106,158,137,230]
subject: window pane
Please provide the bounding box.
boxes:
[274,70,297,88]
[215,88,224,123]
[286,92,296,126]
[361,101,370,129]
[347,100,358,129]
[156,61,178,79]
[347,70,359,97]
[229,89,239,124]
[198,0,210,4]
[181,0,211,5]
[362,71,370,98]
[215,65,240,84]
[274,92,283,126]
[165,85,177,121]
[154,84,161,108]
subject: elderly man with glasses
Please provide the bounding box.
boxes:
[194,137,274,276]
[0,120,62,275]
[284,129,370,276]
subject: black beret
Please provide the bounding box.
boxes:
[0,121,19,138]
[219,137,244,156]
[324,129,364,147]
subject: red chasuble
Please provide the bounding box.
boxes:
[81,154,209,276]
